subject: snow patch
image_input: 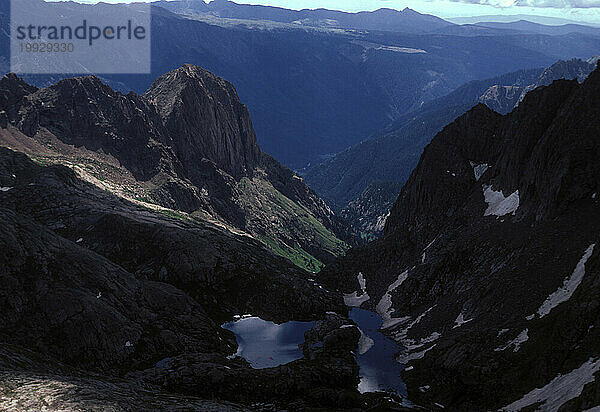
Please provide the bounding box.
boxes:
[483,186,520,217]
[495,329,528,352]
[125,341,133,347]
[76,238,83,243]
[501,358,600,412]
[537,244,595,318]
[453,312,473,329]
[376,270,409,328]
[386,306,440,364]
[0,187,13,192]
[96,291,102,299]
[400,343,436,363]
[344,272,370,307]
[357,329,375,355]
[470,162,489,181]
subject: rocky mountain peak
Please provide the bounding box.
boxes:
[145,64,260,179]
[0,67,350,273]
[385,68,592,238]
[537,57,595,86]
[0,73,38,126]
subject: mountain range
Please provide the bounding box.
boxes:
[320,62,600,411]
[307,57,597,238]
[4,0,600,170]
[3,1,600,409]
[154,0,454,34]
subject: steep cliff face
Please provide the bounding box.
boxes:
[320,66,600,410]
[145,64,260,179]
[0,66,349,272]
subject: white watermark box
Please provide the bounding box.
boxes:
[11,0,151,74]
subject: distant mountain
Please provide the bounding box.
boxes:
[476,20,600,36]
[480,57,597,113]
[320,64,600,411]
[155,0,455,34]
[448,14,596,26]
[0,66,352,272]
[5,1,600,169]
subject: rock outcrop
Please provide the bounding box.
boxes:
[479,57,596,114]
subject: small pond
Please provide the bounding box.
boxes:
[222,316,315,369]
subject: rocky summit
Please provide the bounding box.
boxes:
[320,64,600,410]
[0,66,351,273]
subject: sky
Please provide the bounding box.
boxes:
[64,0,600,24]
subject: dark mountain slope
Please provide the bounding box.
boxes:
[0,67,349,273]
[319,66,600,410]
[305,67,544,211]
[307,59,597,239]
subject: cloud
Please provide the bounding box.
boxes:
[448,0,600,8]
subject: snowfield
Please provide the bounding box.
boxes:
[483,185,520,217]
[376,270,409,328]
[537,244,596,318]
[502,358,600,412]
[495,329,529,352]
[344,272,370,307]
[470,162,489,181]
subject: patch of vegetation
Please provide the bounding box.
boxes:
[237,177,348,272]
[31,157,52,166]
[259,235,324,273]
[159,209,190,223]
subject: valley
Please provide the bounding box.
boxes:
[2,0,600,410]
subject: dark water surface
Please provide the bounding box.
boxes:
[222,316,315,369]
[350,307,407,396]
[222,309,406,396]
